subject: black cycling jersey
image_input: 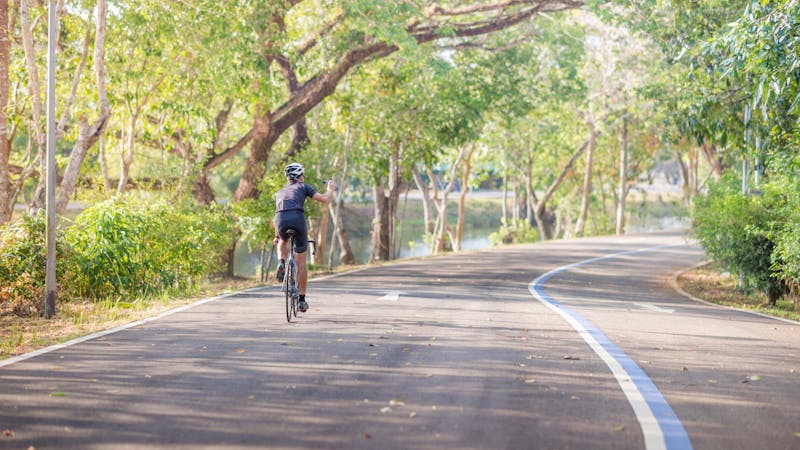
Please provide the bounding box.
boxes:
[275,182,317,212]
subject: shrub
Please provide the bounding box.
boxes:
[693,174,786,304]
[771,176,800,295]
[64,198,236,299]
[0,215,76,317]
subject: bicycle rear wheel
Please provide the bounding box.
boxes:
[290,261,298,318]
[285,256,293,322]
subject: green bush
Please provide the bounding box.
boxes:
[693,174,787,303]
[771,176,800,294]
[0,215,76,317]
[489,219,540,246]
[65,198,236,299]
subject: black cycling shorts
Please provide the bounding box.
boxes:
[274,210,309,253]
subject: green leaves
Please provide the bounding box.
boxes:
[693,173,798,303]
[64,197,236,299]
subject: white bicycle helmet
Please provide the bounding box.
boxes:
[284,162,305,180]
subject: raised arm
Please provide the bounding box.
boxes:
[312,180,336,204]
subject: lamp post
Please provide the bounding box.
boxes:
[44,0,57,318]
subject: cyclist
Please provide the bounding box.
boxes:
[274,162,336,312]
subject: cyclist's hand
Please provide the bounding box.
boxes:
[326,180,337,191]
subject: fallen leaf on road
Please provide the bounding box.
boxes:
[524,379,536,384]
[364,433,372,439]
[49,391,65,397]
[749,375,762,382]
[707,379,718,384]
[613,425,625,432]
[236,349,246,353]
[281,342,293,346]
[409,412,417,418]
[682,367,688,371]
[563,356,580,360]
[2,429,13,437]
[380,407,392,414]
[389,399,405,406]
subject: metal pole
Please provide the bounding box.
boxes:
[44,0,57,318]
[754,136,761,188]
[742,158,749,195]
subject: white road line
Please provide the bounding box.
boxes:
[0,293,236,368]
[529,244,692,450]
[633,302,675,314]
[378,291,401,301]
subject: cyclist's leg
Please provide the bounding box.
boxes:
[295,250,308,295]
[288,217,310,311]
[274,214,291,260]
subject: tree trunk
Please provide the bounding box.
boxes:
[575,119,596,238]
[411,165,434,237]
[455,146,475,252]
[335,208,355,265]
[57,116,109,213]
[57,0,110,213]
[328,198,355,266]
[316,205,329,266]
[524,166,535,227]
[615,114,628,236]
[0,0,11,223]
[234,115,277,201]
[370,184,391,262]
[117,73,163,195]
[501,170,508,227]
[368,149,403,261]
[20,0,46,213]
[430,148,463,254]
[99,137,113,192]
[191,172,216,205]
[534,138,591,240]
[675,147,691,207]
[700,141,724,182]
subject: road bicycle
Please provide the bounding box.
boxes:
[281,229,315,322]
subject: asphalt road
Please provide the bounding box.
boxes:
[1,231,799,450]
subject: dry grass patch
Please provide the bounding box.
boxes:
[677,264,800,322]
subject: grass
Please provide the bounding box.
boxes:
[0,277,264,360]
[677,263,800,322]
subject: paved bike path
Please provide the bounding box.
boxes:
[1,232,799,449]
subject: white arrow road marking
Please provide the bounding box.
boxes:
[634,302,675,314]
[378,291,402,301]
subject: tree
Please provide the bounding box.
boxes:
[0,0,10,223]
[227,0,589,204]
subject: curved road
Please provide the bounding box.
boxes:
[1,232,799,449]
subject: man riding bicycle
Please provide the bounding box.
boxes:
[274,162,336,312]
